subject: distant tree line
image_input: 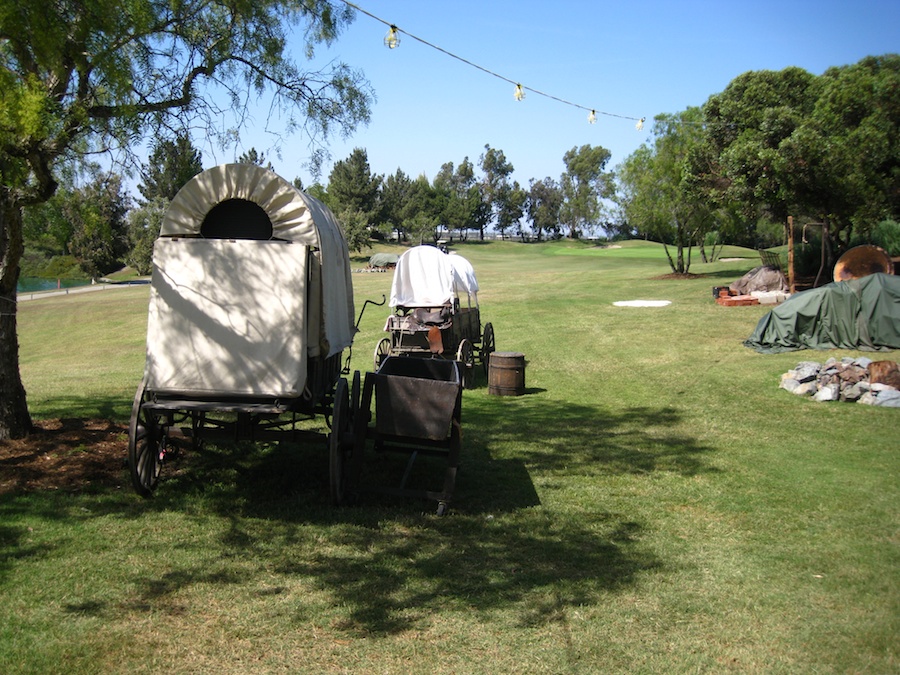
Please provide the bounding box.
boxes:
[21,55,900,282]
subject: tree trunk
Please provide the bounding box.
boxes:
[0,189,32,439]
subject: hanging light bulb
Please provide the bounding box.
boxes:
[514,84,525,101]
[588,110,597,124]
[635,117,645,131]
[384,25,400,49]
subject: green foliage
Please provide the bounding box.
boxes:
[327,148,382,216]
[401,175,442,244]
[335,207,373,253]
[126,198,167,275]
[559,144,613,238]
[19,252,85,280]
[617,110,708,272]
[526,177,563,241]
[479,144,515,239]
[235,147,275,170]
[378,169,412,240]
[868,219,900,255]
[693,55,900,255]
[138,134,203,202]
[433,158,488,239]
[68,173,131,276]
[23,171,131,277]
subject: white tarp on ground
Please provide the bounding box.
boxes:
[144,164,355,396]
[389,246,479,307]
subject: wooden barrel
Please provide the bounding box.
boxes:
[488,352,526,396]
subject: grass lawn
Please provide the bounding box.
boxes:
[2,240,897,674]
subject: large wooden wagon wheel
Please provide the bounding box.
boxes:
[127,378,169,497]
[329,377,354,506]
[456,339,475,389]
[374,337,392,372]
[480,322,495,374]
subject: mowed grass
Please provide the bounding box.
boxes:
[3,240,898,674]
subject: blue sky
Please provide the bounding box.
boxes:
[218,0,900,190]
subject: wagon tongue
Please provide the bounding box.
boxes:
[427,326,444,355]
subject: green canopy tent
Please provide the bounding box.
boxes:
[743,273,900,353]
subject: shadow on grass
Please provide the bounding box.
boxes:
[2,392,714,636]
[28,394,133,424]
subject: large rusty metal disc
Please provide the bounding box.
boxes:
[833,244,894,282]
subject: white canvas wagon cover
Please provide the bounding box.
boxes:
[389,246,479,308]
[144,164,355,397]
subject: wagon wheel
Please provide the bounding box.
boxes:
[351,369,361,416]
[329,377,353,506]
[127,379,168,497]
[456,339,475,390]
[374,337,392,371]
[480,322,496,374]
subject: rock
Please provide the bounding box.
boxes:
[838,365,867,385]
[793,364,821,382]
[859,391,879,406]
[781,360,899,406]
[814,383,840,402]
[870,382,898,393]
[794,381,819,396]
[873,390,900,407]
[869,361,900,389]
[780,378,801,393]
[841,383,866,402]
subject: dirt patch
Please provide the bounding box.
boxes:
[0,419,128,495]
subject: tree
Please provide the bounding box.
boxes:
[494,181,527,239]
[559,145,613,238]
[778,55,900,252]
[67,172,131,277]
[691,66,820,224]
[379,169,412,241]
[0,0,373,439]
[129,134,203,273]
[617,109,711,273]
[402,175,441,244]
[139,134,203,203]
[526,177,563,242]
[126,197,167,275]
[479,144,515,239]
[336,207,373,253]
[328,148,382,225]
[235,147,274,170]
[692,57,900,272]
[434,158,487,240]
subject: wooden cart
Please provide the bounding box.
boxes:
[330,357,463,516]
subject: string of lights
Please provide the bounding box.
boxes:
[335,0,646,130]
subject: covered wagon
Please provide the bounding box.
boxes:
[127,163,355,497]
[375,245,494,388]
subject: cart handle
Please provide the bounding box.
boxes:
[342,294,387,375]
[355,294,386,330]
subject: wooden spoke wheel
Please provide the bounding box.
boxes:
[456,339,475,390]
[374,337,392,371]
[329,377,354,506]
[127,380,168,497]
[480,322,495,374]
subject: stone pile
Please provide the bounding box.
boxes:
[780,357,900,407]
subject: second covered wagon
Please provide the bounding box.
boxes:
[375,245,495,388]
